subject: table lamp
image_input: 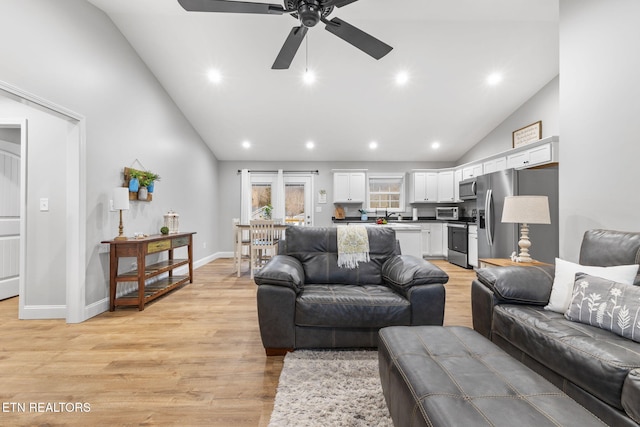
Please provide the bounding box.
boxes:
[501,195,550,262]
[113,187,130,240]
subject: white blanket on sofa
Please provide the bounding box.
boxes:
[337,226,370,269]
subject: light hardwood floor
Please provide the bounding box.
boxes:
[0,258,476,426]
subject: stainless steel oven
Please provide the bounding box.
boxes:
[447,223,469,268]
[436,207,459,221]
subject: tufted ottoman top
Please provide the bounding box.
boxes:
[378,326,606,427]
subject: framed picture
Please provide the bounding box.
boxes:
[512,121,542,148]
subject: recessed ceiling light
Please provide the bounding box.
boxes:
[208,69,222,84]
[242,140,251,149]
[303,70,316,85]
[306,141,315,150]
[395,71,409,86]
[431,141,441,150]
[486,72,503,86]
[369,141,378,150]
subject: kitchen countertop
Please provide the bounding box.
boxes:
[332,216,476,224]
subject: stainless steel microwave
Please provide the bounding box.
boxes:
[459,178,477,200]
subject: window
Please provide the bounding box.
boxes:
[368,174,405,211]
[251,183,272,219]
[285,183,305,225]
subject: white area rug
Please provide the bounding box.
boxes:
[269,350,393,427]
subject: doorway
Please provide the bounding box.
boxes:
[0,80,86,323]
[0,125,21,300]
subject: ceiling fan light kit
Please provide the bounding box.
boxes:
[178,0,393,69]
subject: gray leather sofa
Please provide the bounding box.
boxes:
[254,226,448,355]
[472,229,640,426]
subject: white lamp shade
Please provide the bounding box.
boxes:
[113,187,130,210]
[501,196,550,224]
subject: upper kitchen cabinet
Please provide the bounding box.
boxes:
[437,170,455,202]
[483,157,507,174]
[332,170,366,203]
[462,163,483,180]
[410,171,438,203]
[507,138,557,169]
[410,170,454,203]
[454,169,463,202]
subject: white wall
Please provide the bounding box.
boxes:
[559,0,640,260]
[457,75,559,164]
[0,0,219,319]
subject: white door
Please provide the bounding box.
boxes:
[0,141,20,300]
[284,175,313,226]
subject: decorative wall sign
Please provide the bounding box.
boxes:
[318,189,327,204]
[512,121,542,148]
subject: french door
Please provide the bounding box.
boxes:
[249,173,314,226]
[284,175,313,226]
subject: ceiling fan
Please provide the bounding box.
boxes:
[177,0,393,69]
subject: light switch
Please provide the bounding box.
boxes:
[39,198,49,212]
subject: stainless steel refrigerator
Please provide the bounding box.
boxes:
[476,167,558,264]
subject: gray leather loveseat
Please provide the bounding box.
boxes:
[472,229,640,426]
[254,226,449,355]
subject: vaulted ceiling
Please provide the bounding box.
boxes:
[87,0,559,162]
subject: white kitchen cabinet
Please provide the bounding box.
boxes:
[507,143,552,169]
[468,225,478,268]
[394,229,423,259]
[411,171,438,203]
[333,171,366,203]
[462,164,483,180]
[483,157,506,175]
[437,170,455,202]
[421,223,445,258]
[454,169,463,202]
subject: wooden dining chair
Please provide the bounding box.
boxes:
[233,218,251,277]
[249,220,278,279]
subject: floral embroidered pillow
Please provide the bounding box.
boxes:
[565,272,640,343]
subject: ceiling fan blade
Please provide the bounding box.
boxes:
[324,17,392,60]
[178,0,286,15]
[272,26,309,70]
[333,0,360,7]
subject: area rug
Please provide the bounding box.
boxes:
[269,350,393,427]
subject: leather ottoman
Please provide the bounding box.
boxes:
[378,326,606,427]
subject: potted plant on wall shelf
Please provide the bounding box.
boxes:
[137,171,160,201]
[128,169,141,192]
[145,172,161,194]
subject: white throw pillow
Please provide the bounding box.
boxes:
[544,258,639,313]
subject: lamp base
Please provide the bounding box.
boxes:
[114,210,127,241]
[515,223,533,262]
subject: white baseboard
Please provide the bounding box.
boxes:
[85,298,109,319]
[20,304,66,320]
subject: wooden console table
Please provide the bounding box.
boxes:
[102,232,196,311]
[479,258,552,268]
